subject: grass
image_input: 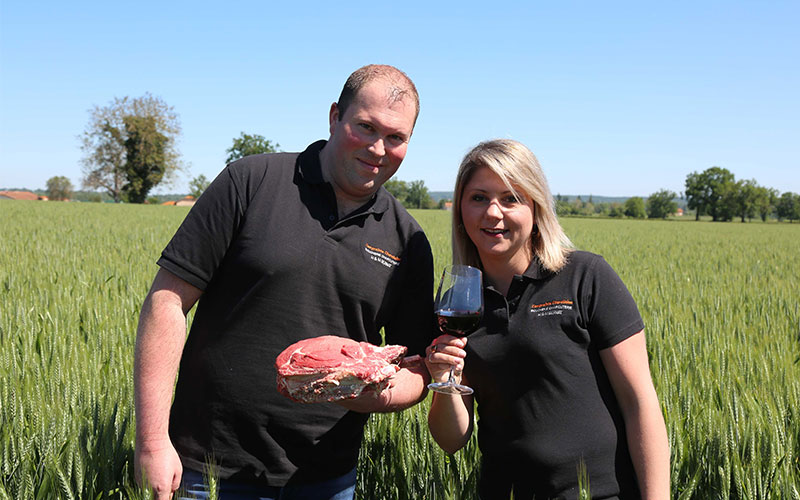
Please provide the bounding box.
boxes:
[1,200,799,499]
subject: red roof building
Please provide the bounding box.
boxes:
[0,190,47,201]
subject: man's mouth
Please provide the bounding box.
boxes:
[357,158,380,171]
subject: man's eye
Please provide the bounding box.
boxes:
[358,123,374,132]
[387,135,405,145]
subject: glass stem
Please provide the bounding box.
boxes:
[446,366,456,384]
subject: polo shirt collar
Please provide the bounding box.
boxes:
[520,257,555,281]
[297,140,391,216]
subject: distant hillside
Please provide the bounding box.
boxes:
[429,191,453,202]
[555,194,630,204]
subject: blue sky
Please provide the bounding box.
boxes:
[1,1,798,197]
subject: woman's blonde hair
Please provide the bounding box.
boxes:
[452,139,573,273]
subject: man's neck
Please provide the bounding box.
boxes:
[318,148,373,219]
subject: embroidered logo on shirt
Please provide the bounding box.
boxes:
[364,243,401,268]
[530,299,574,317]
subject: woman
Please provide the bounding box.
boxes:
[425,139,669,499]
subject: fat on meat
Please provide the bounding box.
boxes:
[275,335,408,403]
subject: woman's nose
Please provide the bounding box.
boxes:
[485,200,503,219]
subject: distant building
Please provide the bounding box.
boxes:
[675,208,684,217]
[162,195,197,207]
[0,190,47,201]
[443,201,453,211]
[175,195,197,207]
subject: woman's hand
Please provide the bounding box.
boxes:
[425,334,474,454]
[424,334,468,384]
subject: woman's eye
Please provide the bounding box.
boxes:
[504,195,519,203]
[470,194,486,202]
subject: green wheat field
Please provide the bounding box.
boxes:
[1,200,799,499]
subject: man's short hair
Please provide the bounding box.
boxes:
[336,64,420,125]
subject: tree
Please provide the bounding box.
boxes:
[555,199,572,217]
[646,190,678,219]
[189,174,211,198]
[753,186,779,222]
[406,180,433,209]
[226,133,280,164]
[122,115,169,203]
[384,179,409,204]
[730,179,759,222]
[80,93,182,202]
[46,176,74,201]
[684,171,705,220]
[624,197,646,219]
[776,192,800,222]
[608,202,625,218]
[684,167,736,221]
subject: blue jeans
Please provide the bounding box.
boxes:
[178,467,357,500]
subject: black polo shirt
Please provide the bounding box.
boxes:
[464,251,644,500]
[157,140,434,485]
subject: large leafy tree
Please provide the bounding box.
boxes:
[189,174,211,198]
[624,197,646,219]
[80,94,182,202]
[730,179,760,223]
[383,179,409,204]
[225,133,280,164]
[384,179,432,209]
[406,180,433,209]
[46,176,74,201]
[646,189,678,219]
[684,167,736,221]
[122,115,168,203]
[776,192,800,222]
[753,186,779,222]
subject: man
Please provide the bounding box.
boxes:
[134,64,433,499]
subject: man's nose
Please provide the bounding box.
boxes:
[367,138,385,156]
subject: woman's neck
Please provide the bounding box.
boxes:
[481,253,532,296]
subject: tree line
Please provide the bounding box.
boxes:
[685,166,800,222]
[36,93,800,221]
[555,190,679,220]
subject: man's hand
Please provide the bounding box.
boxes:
[134,436,182,500]
[335,359,430,413]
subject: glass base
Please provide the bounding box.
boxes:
[427,381,474,395]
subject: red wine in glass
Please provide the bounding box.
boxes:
[428,265,483,395]
[437,310,481,336]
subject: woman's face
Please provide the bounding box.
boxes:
[460,166,535,271]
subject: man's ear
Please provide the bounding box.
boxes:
[328,102,339,135]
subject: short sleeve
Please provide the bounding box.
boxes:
[157,165,246,290]
[584,256,644,350]
[382,230,436,357]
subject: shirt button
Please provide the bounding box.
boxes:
[329,215,335,221]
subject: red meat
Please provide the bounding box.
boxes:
[275,335,407,403]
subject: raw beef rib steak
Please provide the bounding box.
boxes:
[275,335,407,403]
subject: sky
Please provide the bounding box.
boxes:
[1,1,798,197]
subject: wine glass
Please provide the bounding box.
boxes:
[427,264,483,395]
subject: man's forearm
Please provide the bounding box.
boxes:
[134,290,189,443]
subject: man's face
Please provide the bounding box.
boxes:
[325,79,416,205]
